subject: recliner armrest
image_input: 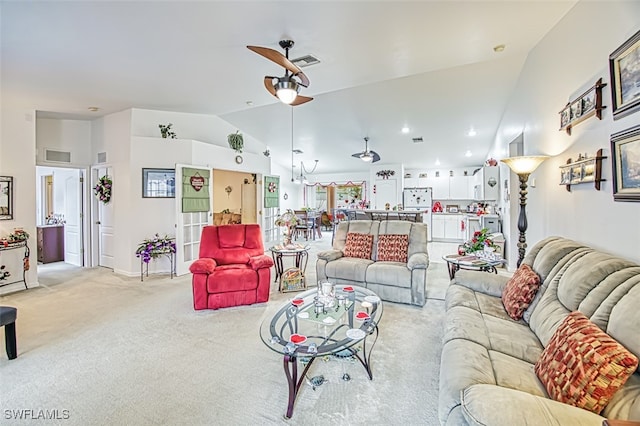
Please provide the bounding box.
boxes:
[248,254,274,270]
[189,258,217,274]
[407,253,429,269]
[317,249,343,262]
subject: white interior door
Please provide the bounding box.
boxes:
[374,178,398,210]
[95,166,114,269]
[241,181,257,224]
[60,168,83,266]
[175,164,212,276]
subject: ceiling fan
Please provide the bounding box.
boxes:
[351,137,381,163]
[247,40,313,106]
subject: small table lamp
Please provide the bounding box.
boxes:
[501,156,549,267]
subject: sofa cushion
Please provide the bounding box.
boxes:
[534,311,638,414]
[324,257,373,283]
[501,264,541,320]
[365,261,412,287]
[376,234,409,262]
[343,232,373,259]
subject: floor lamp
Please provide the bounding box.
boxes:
[500,156,548,267]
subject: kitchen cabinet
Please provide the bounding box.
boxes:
[449,176,471,199]
[472,167,500,200]
[37,225,64,264]
[432,214,464,241]
[431,215,445,239]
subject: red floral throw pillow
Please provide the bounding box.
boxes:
[534,311,638,414]
[501,264,541,320]
[343,233,373,260]
[377,234,409,263]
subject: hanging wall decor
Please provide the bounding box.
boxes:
[611,124,640,201]
[559,78,606,135]
[0,176,13,220]
[181,168,210,212]
[264,176,280,208]
[94,175,112,204]
[609,29,640,120]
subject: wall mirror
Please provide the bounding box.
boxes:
[0,176,14,220]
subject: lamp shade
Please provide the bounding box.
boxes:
[276,80,299,104]
[501,156,549,175]
[360,153,373,162]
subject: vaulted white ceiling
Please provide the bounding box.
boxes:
[1,1,577,173]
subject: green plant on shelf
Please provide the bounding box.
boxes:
[135,234,176,263]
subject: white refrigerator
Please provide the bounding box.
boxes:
[402,188,433,241]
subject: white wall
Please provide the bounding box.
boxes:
[491,1,640,267]
[36,118,92,166]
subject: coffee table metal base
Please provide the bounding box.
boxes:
[281,325,379,419]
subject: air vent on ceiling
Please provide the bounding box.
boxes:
[291,55,321,68]
[44,149,71,163]
[97,152,107,164]
[412,137,424,143]
[292,149,304,154]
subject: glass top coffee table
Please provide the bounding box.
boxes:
[443,254,505,279]
[259,284,383,418]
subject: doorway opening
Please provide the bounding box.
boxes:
[35,166,88,274]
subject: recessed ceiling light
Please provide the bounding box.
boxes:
[246,101,253,106]
[465,150,472,157]
[493,44,506,53]
[88,107,99,112]
[435,159,441,166]
[468,128,477,137]
[401,126,410,134]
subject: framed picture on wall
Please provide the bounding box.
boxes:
[142,168,176,198]
[609,29,640,119]
[0,176,13,220]
[611,124,640,201]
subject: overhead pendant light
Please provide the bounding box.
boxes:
[276,80,299,105]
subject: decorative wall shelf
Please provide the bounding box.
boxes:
[559,148,607,192]
[559,78,607,135]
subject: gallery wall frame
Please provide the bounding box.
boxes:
[559,149,606,192]
[142,168,176,198]
[0,176,14,220]
[609,28,640,120]
[611,125,640,201]
[559,78,606,135]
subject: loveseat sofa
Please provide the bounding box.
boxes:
[439,236,640,425]
[316,220,429,306]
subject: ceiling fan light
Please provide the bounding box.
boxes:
[360,153,373,162]
[276,80,299,104]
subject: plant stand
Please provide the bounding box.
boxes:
[140,251,176,282]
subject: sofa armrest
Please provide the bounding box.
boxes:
[248,254,274,270]
[189,258,217,274]
[603,421,640,426]
[452,269,509,297]
[461,384,605,426]
[407,252,429,270]
[317,249,343,262]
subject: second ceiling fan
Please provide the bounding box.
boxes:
[247,40,313,106]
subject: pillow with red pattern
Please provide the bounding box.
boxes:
[501,264,541,320]
[377,234,409,263]
[342,233,373,260]
[535,311,638,414]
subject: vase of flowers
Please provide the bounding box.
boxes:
[275,210,299,246]
[135,234,176,264]
[94,175,112,204]
[461,228,497,255]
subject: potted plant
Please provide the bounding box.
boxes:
[228,131,244,153]
[461,228,497,255]
[135,234,176,264]
[159,123,177,139]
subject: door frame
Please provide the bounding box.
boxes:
[90,164,112,268]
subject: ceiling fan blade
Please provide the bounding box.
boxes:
[351,152,365,158]
[263,76,278,96]
[247,45,301,76]
[290,95,313,106]
[370,151,381,163]
[294,71,310,88]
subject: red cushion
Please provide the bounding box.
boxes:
[343,233,373,259]
[248,254,274,270]
[218,224,246,248]
[377,234,409,262]
[207,266,257,292]
[501,264,541,320]
[534,311,638,414]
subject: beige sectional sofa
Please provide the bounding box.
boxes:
[316,220,429,306]
[439,236,640,425]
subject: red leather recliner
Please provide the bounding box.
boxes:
[189,224,274,310]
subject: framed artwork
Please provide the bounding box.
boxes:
[142,168,175,198]
[570,165,583,184]
[0,176,13,220]
[609,29,640,119]
[581,87,596,115]
[611,124,640,201]
[559,79,606,134]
